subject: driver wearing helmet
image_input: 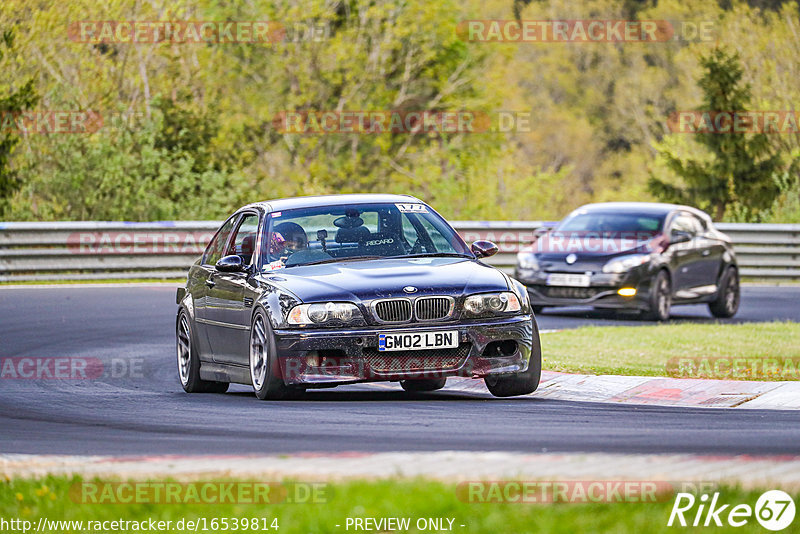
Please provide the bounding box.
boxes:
[269,221,308,261]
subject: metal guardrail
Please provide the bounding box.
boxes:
[0,220,798,282]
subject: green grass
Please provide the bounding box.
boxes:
[542,322,800,379]
[1,476,794,534]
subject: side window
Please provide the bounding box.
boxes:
[204,217,236,266]
[227,213,260,266]
[670,214,698,237]
[691,214,708,233]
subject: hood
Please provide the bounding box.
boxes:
[524,231,657,256]
[521,232,659,272]
[257,257,510,302]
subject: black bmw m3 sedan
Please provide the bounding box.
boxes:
[176,194,541,400]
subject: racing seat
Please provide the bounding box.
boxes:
[359,232,406,256]
[335,226,370,244]
[238,234,256,265]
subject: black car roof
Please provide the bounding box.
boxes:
[239,193,423,213]
[571,202,712,221]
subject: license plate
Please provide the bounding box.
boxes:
[547,273,591,287]
[378,330,459,352]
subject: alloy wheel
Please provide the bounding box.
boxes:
[250,314,268,390]
[177,314,191,386]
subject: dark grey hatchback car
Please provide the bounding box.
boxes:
[515,202,740,320]
[177,194,541,400]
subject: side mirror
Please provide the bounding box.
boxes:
[216,254,246,273]
[669,231,692,245]
[471,240,499,259]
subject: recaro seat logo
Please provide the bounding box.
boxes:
[365,238,394,246]
[668,490,795,531]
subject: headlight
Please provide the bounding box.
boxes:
[463,292,522,316]
[287,302,362,325]
[517,252,540,270]
[602,254,651,274]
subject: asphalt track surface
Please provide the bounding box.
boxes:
[1,285,799,456]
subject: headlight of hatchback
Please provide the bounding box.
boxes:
[287,302,362,325]
[602,254,651,274]
[516,252,540,270]
[463,292,522,316]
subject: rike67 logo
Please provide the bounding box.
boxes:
[668,490,795,531]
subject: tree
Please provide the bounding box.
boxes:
[649,47,783,220]
[0,29,38,216]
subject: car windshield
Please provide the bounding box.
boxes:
[555,212,665,234]
[261,203,472,269]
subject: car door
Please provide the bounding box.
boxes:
[204,212,261,366]
[194,215,238,358]
[666,213,702,293]
[691,214,725,288]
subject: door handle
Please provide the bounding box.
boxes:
[205,278,216,288]
[702,250,711,256]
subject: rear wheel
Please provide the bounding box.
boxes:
[642,270,671,321]
[400,378,446,392]
[709,266,740,318]
[249,309,296,400]
[176,310,229,393]
[484,317,542,398]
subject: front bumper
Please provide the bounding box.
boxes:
[516,268,653,310]
[273,316,534,386]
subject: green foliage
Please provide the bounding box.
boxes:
[0,28,39,216]
[8,109,249,221]
[649,47,785,220]
[1,0,800,222]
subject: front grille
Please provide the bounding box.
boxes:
[362,344,471,374]
[373,299,412,323]
[542,286,601,299]
[415,296,453,321]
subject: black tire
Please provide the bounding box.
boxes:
[642,270,671,321]
[532,305,545,314]
[400,378,447,392]
[709,266,740,318]
[249,308,295,400]
[176,310,229,393]
[484,316,542,398]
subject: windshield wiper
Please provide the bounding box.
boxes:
[393,253,473,259]
[288,255,385,267]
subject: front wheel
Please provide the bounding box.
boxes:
[249,309,296,400]
[484,317,542,398]
[709,266,740,318]
[176,310,229,393]
[642,270,671,321]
